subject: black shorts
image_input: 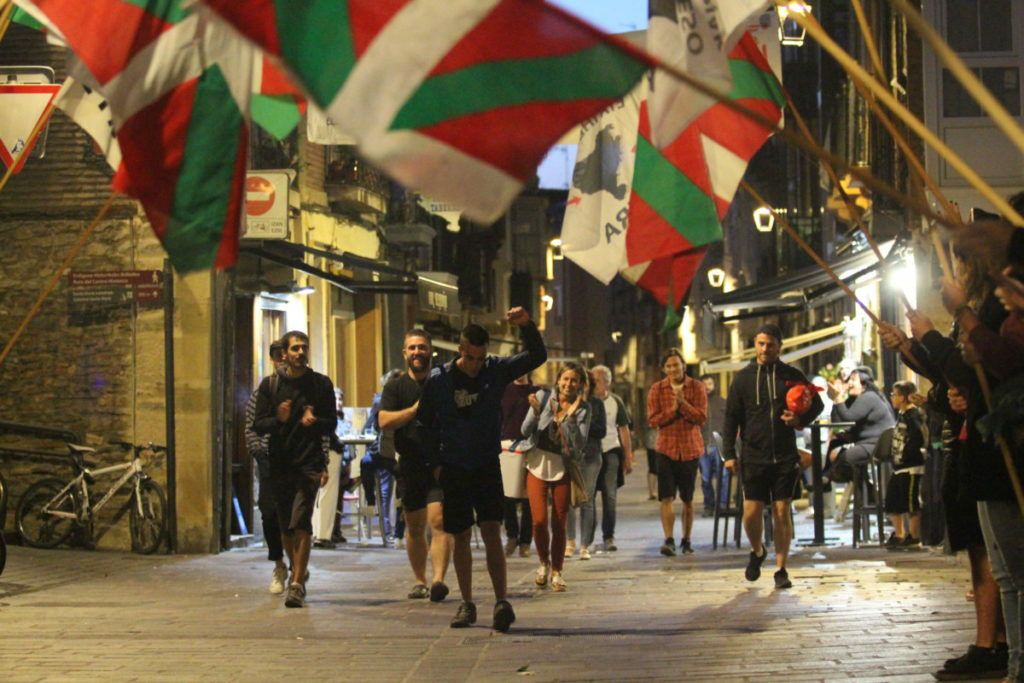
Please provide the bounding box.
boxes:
[439,460,504,534]
[397,455,443,512]
[885,471,923,514]
[269,466,321,534]
[741,459,801,503]
[657,455,699,502]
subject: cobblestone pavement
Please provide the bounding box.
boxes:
[0,470,980,682]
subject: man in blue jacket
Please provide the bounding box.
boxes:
[418,307,547,632]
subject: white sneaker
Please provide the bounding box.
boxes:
[579,546,592,560]
[535,563,551,587]
[551,571,567,592]
[565,540,576,557]
[269,565,287,594]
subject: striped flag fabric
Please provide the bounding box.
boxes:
[647,0,770,148]
[561,32,782,313]
[200,0,652,224]
[15,0,257,271]
[625,33,783,309]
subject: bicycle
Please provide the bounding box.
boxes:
[16,441,168,555]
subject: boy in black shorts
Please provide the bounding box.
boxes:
[722,325,823,589]
[884,381,926,549]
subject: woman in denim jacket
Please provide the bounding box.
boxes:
[519,363,590,592]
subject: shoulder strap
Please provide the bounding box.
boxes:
[269,372,279,398]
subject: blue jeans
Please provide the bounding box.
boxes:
[979,500,1024,681]
[598,449,621,541]
[698,445,730,509]
[567,449,603,547]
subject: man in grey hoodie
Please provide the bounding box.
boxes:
[722,324,823,589]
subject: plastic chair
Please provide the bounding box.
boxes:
[851,428,894,547]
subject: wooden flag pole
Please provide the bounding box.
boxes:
[846,0,961,225]
[775,80,913,311]
[888,0,1024,160]
[741,180,881,325]
[0,1,14,44]
[0,194,115,371]
[787,8,1024,227]
[650,53,957,231]
[850,0,886,82]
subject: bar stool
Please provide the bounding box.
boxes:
[851,428,894,547]
[712,439,743,549]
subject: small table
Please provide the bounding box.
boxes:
[800,421,855,546]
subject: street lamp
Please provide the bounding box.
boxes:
[777,2,811,47]
[549,237,564,261]
[753,206,775,232]
[707,267,726,288]
[541,293,554,311]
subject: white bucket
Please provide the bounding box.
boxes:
[499,445,528,499]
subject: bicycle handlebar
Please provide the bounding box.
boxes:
[110,441,167,453]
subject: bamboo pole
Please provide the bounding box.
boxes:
[741,180,881,325]
[0,194,115,370]
[0,1,14,44]
[786,8,1024,227]
[850,0,886,82]
[846,0,961,224]
[647,48,958,232]
[776,79,913,311]
[0,97,57,195]
[888,0,1024,160]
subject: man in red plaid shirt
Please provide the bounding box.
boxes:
[647,348,707,556]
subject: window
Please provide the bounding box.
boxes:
[946,0,1012,53]
[942,67,1021,117]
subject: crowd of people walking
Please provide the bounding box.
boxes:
[239,214,1024,680]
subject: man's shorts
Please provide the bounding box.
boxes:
[439,460,504,534]
[270,465,321,534]
[397,454,444,513]
[884,471,922,514]
[741,459,801,503]
[657,454,699,502]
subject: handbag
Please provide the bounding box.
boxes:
[566,456,589,508]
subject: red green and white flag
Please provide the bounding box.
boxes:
[626,33,783,309]
[562,32,782,314]
[647,0,769,148]
[200,0,652,224]
[14,0,257,271]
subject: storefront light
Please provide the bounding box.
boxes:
[777,2,811,46]
[707,267,726,288]
[753,206,775,232]
[541,294,554,311]
[549,237,564,261]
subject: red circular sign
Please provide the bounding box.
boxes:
[245,176,276,216]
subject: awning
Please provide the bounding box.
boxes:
[239,241,418,295]
[702,333,845,373]
[705,240,901,321]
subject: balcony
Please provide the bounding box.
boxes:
[325,154,389,216]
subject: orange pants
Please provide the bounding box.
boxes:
[527,472,571,571]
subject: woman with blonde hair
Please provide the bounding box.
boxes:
[521,363,590,592]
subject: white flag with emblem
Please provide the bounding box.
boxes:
[559,83,643,285]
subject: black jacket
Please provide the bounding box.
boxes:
[722,360,823,465]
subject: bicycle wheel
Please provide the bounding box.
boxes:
[0,533,6,576]
[130,478,166,555]
[17,478,78,549]
[0,472,8,530]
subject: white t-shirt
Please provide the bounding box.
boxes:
[601,395,621,453]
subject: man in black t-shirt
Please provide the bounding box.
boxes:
[253,330,336,609]
[380,329,452,602]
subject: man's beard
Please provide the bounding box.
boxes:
[407,355,428,371]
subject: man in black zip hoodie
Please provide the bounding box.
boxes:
[722,324,823,589]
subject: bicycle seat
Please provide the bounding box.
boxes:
[67,443,97,455]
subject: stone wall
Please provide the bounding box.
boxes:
[0,24,170,550]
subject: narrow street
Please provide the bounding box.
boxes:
[1,469,976,682]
